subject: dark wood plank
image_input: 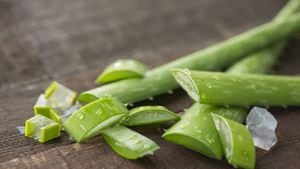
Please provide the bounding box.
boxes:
[1,0,300,168]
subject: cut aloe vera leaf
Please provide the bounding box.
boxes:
[103,125,159,160]
[212,114,255,169]
[33,94,62,123]
[172,69,300,107]
[63,97,129,142]
[121,106,180,126]
[45,81,77,111]
[60,102,82,123]
[96,59,148,84]
[25,115,61,143]
[162,103,247,159]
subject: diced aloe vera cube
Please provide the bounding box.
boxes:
[63,96,129,142]
[25,115,61,143]
[33,94,61,123]
[45,81,77,110]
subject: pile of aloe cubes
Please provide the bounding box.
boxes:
[25,61,181,159]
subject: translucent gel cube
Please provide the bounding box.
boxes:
[45,81,76,111]
[246,106,278,150]
[25,115,61,143]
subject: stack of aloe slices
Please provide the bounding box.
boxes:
[21,0,300,167]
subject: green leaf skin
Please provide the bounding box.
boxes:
[103,125,159,160]
[172,69,300,107]
[44,81,77,111]
[63,97,129,142]
[162,103,247,159]
[212,114,255,169]
[274,0,300,21]
[226,45,283,75]
[121,106,180,126]
[79,14,300,104]
[25,115,61,143]
[95,59,148,84]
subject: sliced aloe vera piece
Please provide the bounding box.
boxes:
[103,125,159,159]
[121,106,180,126]
[25,115,61,143]
[63,97,129,142]
[96,59,148,84]
[212,114,255,169]
[172,69,300,107]
[45,81,77,110]
[162,103,247,159]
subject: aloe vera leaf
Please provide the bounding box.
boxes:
[226,45,284,74]
[95,59,148,84]
[79,13,300,104]
[212,114,255,169]
[25,115,61,143]
[121,106,180,126]
[227,0,300,74]
[172,69,300,107]
[63,97,129,142]
[163,0,299,161]
[103,125,159,160]
[162,103,247,159]
[44,81,77,111]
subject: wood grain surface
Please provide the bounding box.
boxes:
[0,0,299,168]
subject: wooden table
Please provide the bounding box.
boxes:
[0,0,299,168]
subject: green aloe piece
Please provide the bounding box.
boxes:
[96,59,148,84]
[79,13,300,104]
[121,106,180,126]
[63,96,129,142]
[103,125,159,160]
[25,115,61,143]
[162,103,247,159]
[33,94,62,123]
[45,81,77,110]
[212,114,255,169]
[172,69,300,107]
[34,107,61,124]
